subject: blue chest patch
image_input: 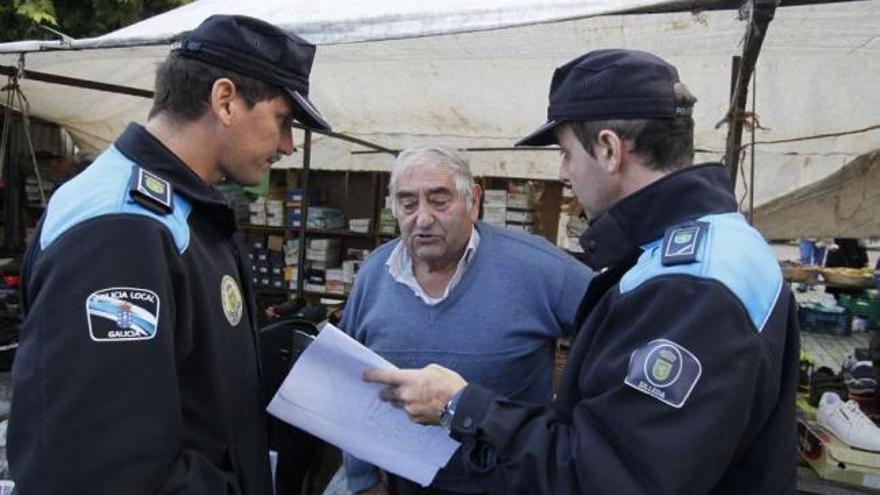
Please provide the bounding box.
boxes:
[624,338,702,408]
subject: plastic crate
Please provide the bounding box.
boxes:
[839,295,880,328]
[798,305,851,336]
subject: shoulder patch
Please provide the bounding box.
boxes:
[86,287,160,342]
[661,221,708,266]
[129,167,173,215]
[624,339,702,409]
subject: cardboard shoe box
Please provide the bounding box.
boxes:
[798,418,880,491]
[483,189,508,206]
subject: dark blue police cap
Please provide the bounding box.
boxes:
[516,49,692,146]
[175,14,331,131]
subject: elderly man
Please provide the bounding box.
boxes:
[342,145,591,495]
[9,15,329,495]
[365,49,799,494]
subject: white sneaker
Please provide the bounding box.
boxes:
[817,391,880,451]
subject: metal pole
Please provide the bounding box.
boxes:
[0,64,153,98]
[748,69,756,224]
[295,129,312,297]
[722,0,778,188]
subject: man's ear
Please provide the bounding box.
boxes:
[469,183,483,221]
[210,78,238,126]
[597,129,624,175]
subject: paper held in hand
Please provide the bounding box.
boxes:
[267,323,461,486]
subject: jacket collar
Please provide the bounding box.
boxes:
[579,163,737,270]
[115,123,234,214]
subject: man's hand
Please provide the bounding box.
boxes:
[358,480,390,495]
[363,364,467,425]
[264,306,279,319]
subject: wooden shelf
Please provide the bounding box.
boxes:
[252,286,288,294]
[304,290,348,300]
[241,224,377,239]
[306,228,374,238]
[241,224,289,232]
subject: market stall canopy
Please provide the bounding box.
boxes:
[0,0,878,210]
[753,150,880,239]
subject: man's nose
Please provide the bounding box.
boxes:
[414,203,435,228]
[278,126,295,156]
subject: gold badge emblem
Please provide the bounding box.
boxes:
[220,275,243,326]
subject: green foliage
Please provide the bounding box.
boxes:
[14,0,57,25]
[0,0,192,42]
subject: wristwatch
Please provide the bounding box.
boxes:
[439,389,463,432]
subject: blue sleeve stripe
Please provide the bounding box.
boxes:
[40,145,192,254]
[620,212,782,333]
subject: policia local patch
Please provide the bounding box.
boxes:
[86,287,160,342]
[624,339,702,408]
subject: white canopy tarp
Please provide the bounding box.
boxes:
[1,0,878,211]
[753,150,880,238]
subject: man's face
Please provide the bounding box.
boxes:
[394,165,478,267]
[557,125,618,218]
[219,95,296,186]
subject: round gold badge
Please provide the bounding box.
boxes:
[220,275,243,326]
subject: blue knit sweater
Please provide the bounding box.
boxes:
[342,222,592,493]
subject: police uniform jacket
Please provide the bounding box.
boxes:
[9,124,272,495]
[448,164,799,494]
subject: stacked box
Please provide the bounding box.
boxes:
[247,234,287,288]
[306,207,345,230]
[287,188,322,204]
[346,248,371,261]
[342,260,364,284]
[283,240,300,265]
[505,223,535,234]
[268,249,285,288]
[379,204,398,235]
[326,268,347,295]
[285,188,322,227]
[286,208,301,228]
[307,238,342,269]
[506,191,534,209]
[248,198,267,225]
[482,189,507,226]
[482,206,506,226]
[305,268,326,293]
[505,183,537,233]
[349,218,372,233]
[266,199,284,227]
[483,189,508,205]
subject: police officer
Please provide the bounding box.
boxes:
[364,49,799,494]
[9,15,330,494]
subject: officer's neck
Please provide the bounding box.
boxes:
[145,114,222,185]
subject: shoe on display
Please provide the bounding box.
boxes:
[817,391,880,452]
[850,392,880,424]
[842,356,878,395]
[799,356,815,392]
[809,366,848,407]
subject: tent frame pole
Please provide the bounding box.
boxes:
[723,0,779,188]
[295,130,312,298]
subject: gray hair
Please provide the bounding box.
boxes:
[389,145,475,217]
